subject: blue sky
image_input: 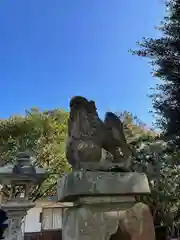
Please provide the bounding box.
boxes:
[0,0,165,125]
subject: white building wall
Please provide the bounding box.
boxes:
[23,204,63,233]
[24,207,42,233]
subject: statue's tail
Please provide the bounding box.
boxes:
[104,112,132,159]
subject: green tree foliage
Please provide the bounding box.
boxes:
[132,0,180,148]
[0,108,70,200]
[121,111,180,230]
[1,107,179,230]
[130,0,180,231]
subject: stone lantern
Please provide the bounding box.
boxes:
[0,152,46,240]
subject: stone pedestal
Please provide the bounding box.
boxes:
[57,171,151,240]
[1,201,35,240]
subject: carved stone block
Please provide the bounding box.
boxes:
[62,201,155,240]
[58,170,153,240]
[62,196,136,240]
[1,201,35,240]
[57,171,150,202]
[110,203,155,240]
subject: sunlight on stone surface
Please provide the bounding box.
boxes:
[57,96,155,240]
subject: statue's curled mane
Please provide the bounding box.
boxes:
[68,96,100,138]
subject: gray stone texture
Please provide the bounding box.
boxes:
[110,202,155,240]
[57,171,150,202]
[62,199,155,240]
[2,200,35,240]
[62,196,136,240]
[58,170,153,240]
[66,96,132,170]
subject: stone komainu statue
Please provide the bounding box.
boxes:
[66,96,132,170]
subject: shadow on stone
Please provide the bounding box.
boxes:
[155,226,168,240]
[110,224,131,240]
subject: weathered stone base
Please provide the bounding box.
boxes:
[62,198,155,240]
[1,200,35,240]
[57,171,150,202]
[62,196,136,240]
[111,203,155,240]
[58,171,153,240]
